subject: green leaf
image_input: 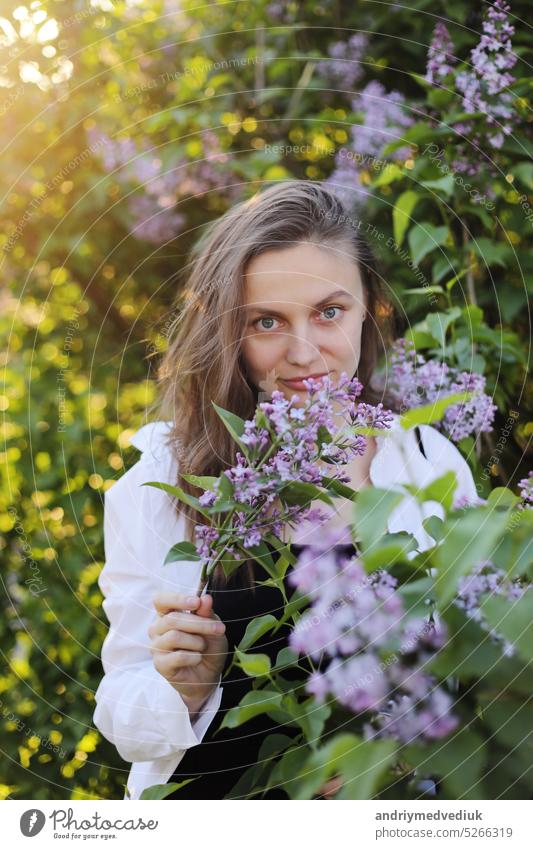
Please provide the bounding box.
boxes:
[237,613,278,651]
[240,539,277,575]
[219,690,284,729]
[393,190,420,246]
[264,532,297,565]
[226,734,295,799]
[408,223,449,266]
[471,238,510,268]
[415,470,459,512]
[403,285,445,297]
[352,488,404,553]
[321,475,358,500]
[404,328,440,349]
[432,606,532,693]
[486,487,521,509]
[279,480,334,507]
[513,161,533,190]
[235,649,272,677]
[433,506,512,605]
[482,593,533,664]
[374,162,404,187]
[425,306,462,348]
[164,541,201,564]
[362,532,418,570]
[272,645,298,672]
[404,729,485,800]
[478,696,533,769]
[139,778,198,799]
[141,481,209,516]
[422,514,445,543]
[181,474,218,489]
[293,734,397,800]
[211,402,247,448]
[420,175,455,197]
[444,266,471,293]
[296,697,332,744]
[399,392,472,429]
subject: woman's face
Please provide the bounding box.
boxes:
[241,241,367,404]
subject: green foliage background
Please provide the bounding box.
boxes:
[0,0,531,799]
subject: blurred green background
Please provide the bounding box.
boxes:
[0,0,531,799]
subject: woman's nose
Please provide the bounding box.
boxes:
[285,328,318,368]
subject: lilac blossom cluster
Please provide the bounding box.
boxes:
[287,531,458,745]
[86,128,237,244]
[455,560,528,657]
[194,373,393,568]
[456,0,517,149]
[316,33,368,90]
[388,339,497,443]
[517,471,533,510]
[424,3,517,152]
[425,22,457,85]
[325,80,413,209]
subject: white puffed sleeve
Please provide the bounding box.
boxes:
[417,423,484,508]
[93,421,223,764]
[369,416,484,556]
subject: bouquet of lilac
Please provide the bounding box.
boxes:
[148,372,393,594]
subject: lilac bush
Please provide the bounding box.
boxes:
[287,532,459,745]
[456,0,517,149]
[455,559,528,657]
[387,338,497,442]
[326,80,413,208]
[316,33,368,90]
[287,533,529,746]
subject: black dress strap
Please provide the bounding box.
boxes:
[414,425,427,459]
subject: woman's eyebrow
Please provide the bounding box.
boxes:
[246,289,356,317]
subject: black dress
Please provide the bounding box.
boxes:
[165,542,358,799]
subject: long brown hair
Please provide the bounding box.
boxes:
[152,180,396,587]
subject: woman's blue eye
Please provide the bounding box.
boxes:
[322,306,342,320]
[257,317,278,330]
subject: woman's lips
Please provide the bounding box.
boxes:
[280,373,329,390]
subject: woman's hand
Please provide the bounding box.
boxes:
[149,591,228,717]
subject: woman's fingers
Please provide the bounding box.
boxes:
[196,594,213,618]
[149,610,225,639]
[153,630,207,654]
[155,649,203,678]
[153,591,202,616]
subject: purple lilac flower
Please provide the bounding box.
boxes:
[425,23,457,85]
[316,34,368,90]
[387,338,497,443]
[517,471,533,510]
[128,195,185,245]
[326,80,413,208]
[455,0,517,149]
[86,127,240,244]
[455,559,528,657]
[288,531,456,744]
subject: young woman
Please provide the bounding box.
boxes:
[93,181,479,801]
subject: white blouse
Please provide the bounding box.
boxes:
[93,415,480,800]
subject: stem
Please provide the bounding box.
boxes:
[462,222,478,307]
